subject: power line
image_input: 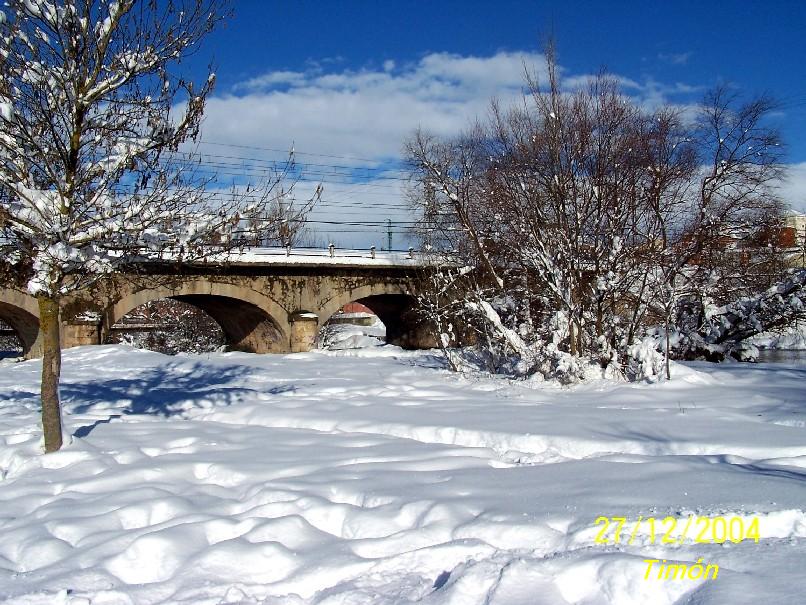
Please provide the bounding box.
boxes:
[304,219,419,226]
[169,150,409,177]
[103,142,427,242]
[109,184,414,210]
[164,161,411,185]
[167,157,410,181]
[196,140,408,167]
[109,191,413,212]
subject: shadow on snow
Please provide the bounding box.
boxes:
[0,361,297,438]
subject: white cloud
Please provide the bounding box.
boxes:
[195,51,796,247]
[200,51,546,161]
[780,162,806,212]
[233,70,308,92]
[195,51,554,247]
[658,52,693,66]
[200,51,713,165]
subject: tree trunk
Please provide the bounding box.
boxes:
[665,312,672,381]
[38,296,63,453]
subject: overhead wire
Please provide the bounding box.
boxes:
[195,140,409,166]
[115,140,429,240]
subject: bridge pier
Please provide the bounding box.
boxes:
[62,319,102,349]
[386,320,438,349]
[290,312,319,352]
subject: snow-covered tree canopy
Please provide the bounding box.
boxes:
[0,0,285,297]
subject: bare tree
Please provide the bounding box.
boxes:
[241,188,319,248]
[407,47,790,381]
[0,1,299,452]
[663,87,786,364]
[407,127,537,375]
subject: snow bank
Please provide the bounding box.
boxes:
[317,316,386,351]
[751,322,806,350]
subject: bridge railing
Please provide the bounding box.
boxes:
[245,245,418,261]
[1,236,458,268]
[131,244,454,267]
[231,246,462,267]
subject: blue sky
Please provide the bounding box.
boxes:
[183,0,806,247]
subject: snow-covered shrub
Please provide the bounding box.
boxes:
[0,321,22,357]
[107,299,225,355]
[670,270,806,362]
[625,335,667,381]
[531,342,585,384]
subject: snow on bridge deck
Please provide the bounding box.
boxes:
[198,246,439,269]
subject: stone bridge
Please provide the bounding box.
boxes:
[0,249,438,358]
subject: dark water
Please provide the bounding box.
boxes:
[756,349,806,365]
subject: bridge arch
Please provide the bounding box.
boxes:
[319,284,436,349]
[0,289,41,357]
[106,280,289,353]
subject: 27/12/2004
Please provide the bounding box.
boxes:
[593,515,761,545]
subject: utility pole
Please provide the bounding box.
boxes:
[387,218,392,251]
[277,199,286,248]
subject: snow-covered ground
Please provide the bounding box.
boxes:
[317,316,386,351]
[0,346,804,604]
